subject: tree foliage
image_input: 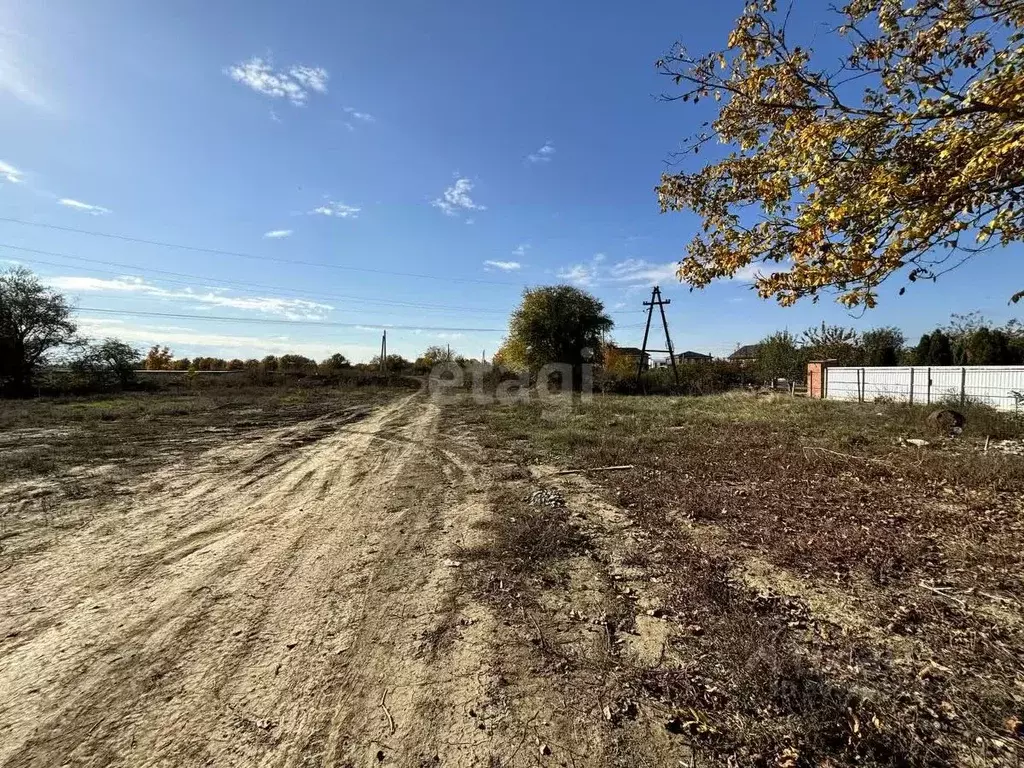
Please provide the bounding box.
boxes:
[0,266,77,395]
[861,326,905,366]
[144,345,174,370]
[658,0,1024,307]
[70,338,142,389]
[756,330,805,381]
[603,343,640,380]
[492,337,529,372]
[506,285,613,388]
[320,353,351,371]
[800,323,862,364]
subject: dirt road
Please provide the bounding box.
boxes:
[0,393,519,767]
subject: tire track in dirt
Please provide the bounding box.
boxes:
[0,393,509,767]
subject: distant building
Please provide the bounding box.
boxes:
[728,344,761,365]
[651,351,712,368]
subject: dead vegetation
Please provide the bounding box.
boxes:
[0,386,399,559]
[450,392,1024,767]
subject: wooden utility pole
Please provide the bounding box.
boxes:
[636,286,679,388]
[380,330,387,374]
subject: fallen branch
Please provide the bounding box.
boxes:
[524,607,549,653]
[379,689,396,735]
[919,581,968,609]
[801,446,897,468]
[553,465,634,476]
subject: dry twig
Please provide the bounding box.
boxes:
[379,689,396,735]
[553,465,634,476]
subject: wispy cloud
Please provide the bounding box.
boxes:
[557,263,599,288]
[75,317,379,362]
[263,229,293,239]
[484,260,522,272]
[527,141,555,163]
[311,201,360,218]
[58,198,111,215]
[731,263,764,282]
[557,256,679,288]
[343,106,375,123]
[225,57,329,106]
[432,178,486,217]
[606,258,679,285]
[0,160,23,184]
[512,244,529,258]
[0,30,49,110]
[48,275,333,320]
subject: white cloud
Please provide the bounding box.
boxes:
[557,263,599,288]
[47,275,333,320]
[432,178,486,217]
[0,160,23,184]
[75,317,380,362]
[557,256,680,288]
[484,260,522,272]
[607,258,679,285]
[0,31,48,110]
[343,106,375,123]
[527,142,555,163]
[512,244,529,257]
[731,263,764,282]
[288,65,328,94]
[311,201,360,218]
[263,229,293,239]
[225,57,329,106]
[58,198,111,215]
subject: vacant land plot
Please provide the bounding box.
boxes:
[1,387,1022,767]
[454,392,1024,767]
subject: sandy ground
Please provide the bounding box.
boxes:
[0,393,523,767]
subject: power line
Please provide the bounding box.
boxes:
[3,241,649,319]
[0,216,523,287]
[74,307,508,333]
[2,244,512,314]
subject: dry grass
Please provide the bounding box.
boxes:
[451,391,1024,767]
[0,386,399,484]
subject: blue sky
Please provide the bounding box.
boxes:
[0,0,1019,363]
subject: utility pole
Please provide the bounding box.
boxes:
[636,286,679,388]
[380,330,387,374]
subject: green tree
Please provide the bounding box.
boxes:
[927,329,954,365]
[861,327,905,367]
[800,323,860,365]
[370,353,410,373]
[507,285,613,390]
[492,338,529,372]
[0,266,77,396]
[755,330,805,383]
[70,338,141,389]
[657,1,1024,308]
[320,353,350,371]
[278,354,316,372]
[959,327,1013,365]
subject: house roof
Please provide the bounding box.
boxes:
[680,350,712,360]
[729,344,762,360]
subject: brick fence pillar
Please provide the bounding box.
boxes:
[806,359,836,399]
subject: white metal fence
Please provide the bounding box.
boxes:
[824,366,1024,411]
